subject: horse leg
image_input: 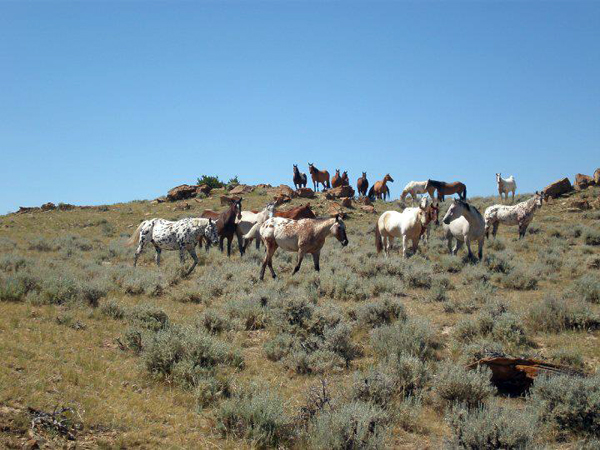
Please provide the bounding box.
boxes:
[236,229,245,256]
[312,251,321,272]
[465,236,473,259]
[478,238,484,261]
[453,240,463,255]
[153,245,161,267]
[492,222,499,238]
[512,190,515,203]
[292,249,305,275]
[411,238,419,256]
[219,237,224,253]
[255,238,260,250]
[186,247,199,275]
[227,237,232,257]
[133,239,146,268]
[260,242,278,280]
[179,245,186,264]
[447,233,453,255]
[402,235,408,258]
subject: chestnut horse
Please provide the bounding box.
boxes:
[331,169,343,188]
[357,172,369,196]
[368,174,394,201]
[341,171,349,186]
[308,163,330,191]
[200,198,243,257]
[425,179,467,202]
[293,164,307,190]
[274,203,316,220]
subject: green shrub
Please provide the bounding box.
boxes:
[354,296,406,327]
[198,308,230,334]
[528,296,599,332]
[446,403,537,449]
[0,273,37,302]
[500,264,538,291]
[433,363,495,409]
[351,367,396,407]
[100,299,125,320]
[484,252,513,274]
[216,384,292,448]
[572,274,600,304]
[0,254,30,272]
[371,317,440,361]
[127,304,170,331]
[549,348,585,370]
[28,237,56,252]
[584,228,600,246]
[529,374,600,439]
[197,174,225,190]
[39,275,80,304]
[193,371,232,409]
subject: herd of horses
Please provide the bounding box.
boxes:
[128,165,543,279]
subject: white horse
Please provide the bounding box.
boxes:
[496,173,517,202]
[400,181,429,204]
[127,217,219,274]
[442,199,485,260]
[235,202,276,253]
[484,191,544,239]
[375,197,433,257]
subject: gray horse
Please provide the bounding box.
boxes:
[442,199,485,261]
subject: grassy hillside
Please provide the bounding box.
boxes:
[1,186,599,448]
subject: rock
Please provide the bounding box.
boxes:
[167,184,198,201]
[256,183,272,189]
[173,202,191,211]
[325,185,355,199]
[17,206,40,214]
[360,205,376,214]
[574,173,594,190]
[570,199,590,210]
[594,168,600,185]
[41,202,56,211]
[277,184,295,197]
[542,177,572,199]
[328,203,347,218]
[340,197,353,208]
[273,194,292,206]
[155,196,167,203]
[296,187,315,198]
[198,184,212,195]
[57,203,75,211]
[220,195,241,206]
[229,184,254,195]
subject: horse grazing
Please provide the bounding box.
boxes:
[236,202,276,253]
[368,174,394,201]
[308,163,331,191]
[442,199,485,260]
[496,173,517,202]
[201,198,243,257]
[425,179,467,202]
[331,169,343,188]
[255,214,348,280]
[400,181,429,204]
[484,191,543,239]
[293,164,307,190]
[127,217,219,275]
[375,197,434,257]
[274,203,316,220]
[357,172,369,196]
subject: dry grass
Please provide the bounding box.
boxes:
[0,186,599,448]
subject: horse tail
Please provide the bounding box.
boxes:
[375,222,383,253]
[462,186,467,200]
[126,221,146,247]
[367,186,375,201]
[243,222,262,241]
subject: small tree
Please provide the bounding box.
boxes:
[226,176,240,190]
[197,175,225,190]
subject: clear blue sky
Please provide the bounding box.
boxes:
[1,1,598,214]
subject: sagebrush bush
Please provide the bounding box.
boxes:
[529,374,600,439]
[0,272,37,302]
[193,371,232,409]
[28,237,56,252]
[371,317,440,361]
[354,296,406,327]
[584,228,600,246]
[0,254,30,272]
[127,304,170,331]
[100,299,125,320]
[197,308,231,334]
[446,403,538,449]
[571,274,600,304]
[527,296,599,332]
[549,348,585,370]
[216,384,292,448]
[351,367,396,407]
[484,251,514,274]
[306,401,389,450]
[499,264,538,291]
[433,363,495,409]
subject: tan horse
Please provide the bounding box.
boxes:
[368,174,394,200]
[308,163,331,191]
[256,214,348,280]
[331,169,343,188]
[357,172,369,196]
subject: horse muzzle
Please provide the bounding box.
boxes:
[443,218,450,225]
[341,239,349,247]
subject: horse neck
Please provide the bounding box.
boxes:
[524,196,539,212]
[380,179,388,188]
[313,218,335,240]
[223,205,237,224]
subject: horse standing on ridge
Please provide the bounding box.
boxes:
[496,173,517,202]
[400,181,429,204]
[331,169,343,188]
[308,163,331,191]
[293,164,307,190]
[425,179,467,202]
[357,172,369,196]
[368,174,394,200]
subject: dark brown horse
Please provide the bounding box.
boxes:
[425,179,467,202]
[274,203,316,220]
[308,163,330,191]
[331,169,343,188]
[201,198,243,257]
[293,164,307,190]
[357,172,369,196]
[368,174,394,200]
[341,171,349,186]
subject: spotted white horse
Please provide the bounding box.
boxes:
[484,191,544,239]
[127,217,219,275]
[496,173,517,202]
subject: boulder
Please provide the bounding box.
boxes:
[295,187,315,198]
[198,184,212,195]
[173,202,191,211]
[325,185,355,199]
[570,199,591,210]
[41,202,56,211]
[57,203,75,211]
[594,168,600,185]
[340,197,353,208]
[273,194,292,206]
[229,184,254,195]
[360,205,376,214]
[277,184,295,198]
[542,177,572,199]
[574,173,594,190]
[220,195,241,206]
[256,183,272,189]
[17,206,40,214]
[167,184,198,201]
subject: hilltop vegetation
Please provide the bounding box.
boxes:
[0,186,599,448]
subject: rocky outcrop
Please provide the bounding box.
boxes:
[229,184,254,195]
[325,185,355,199]
[542,177,572,199]
[296,188,315,198]
[167,184,199,201]
[594,168,600,185]
[574,173,595,190]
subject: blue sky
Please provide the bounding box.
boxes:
[1,1,598,214]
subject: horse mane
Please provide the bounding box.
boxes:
[428,179,446,188]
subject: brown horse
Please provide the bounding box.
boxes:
[425,179,467,202]
[357,172,369,196]
[257,214,348,280]
[341,171,349,186]
[368,174,394,200]
[331,169,343,188]
[201,198,243,257]
[293,164,307,190]
[308,163,330,191]
[274,203,316,220]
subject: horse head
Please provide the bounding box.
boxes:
[234,198,243,221]
[205,218,220,245]
[362,172,367,178]
[332,214,349,246]
[308,163,315,174]
[442,199,466,225]
[496,173,501,183]
[384,174,394,183]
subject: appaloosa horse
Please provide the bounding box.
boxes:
[484,191,544,239]
[425,179,467,202]
[201,198,243,257]
[308,163,331,191]
[127,217,219,275]
[293,164,308,190]
[331,169,343,188]
[357,172,369,196]
[368,174,394,201]
[255,214,348,280]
